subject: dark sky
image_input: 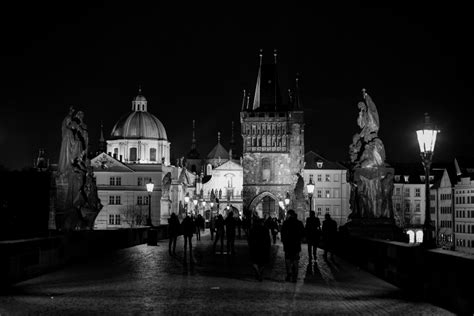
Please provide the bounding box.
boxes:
[1,2,473,170]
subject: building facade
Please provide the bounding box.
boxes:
[303,151,350,225]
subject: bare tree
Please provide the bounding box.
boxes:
[122,205,147,228]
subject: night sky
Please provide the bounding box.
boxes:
[1,3,473,170]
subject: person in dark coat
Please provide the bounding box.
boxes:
[322,213,338,260]
[194,214,201,241]
[248,217,271,281]
[213,214,225,254]
[236,215,242,239]
[271,217,279,244]
[225,211,236,255]
[305,211,321,262]
[210,215,216,240]
[281,209,305,282]
[167,212,180,256]
[181,213,195,263]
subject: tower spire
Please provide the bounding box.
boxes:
[191,120,197,150]
[252,49,263,110]
[293,73,302,110]
[98,121,106,153]
[241,89,247,111]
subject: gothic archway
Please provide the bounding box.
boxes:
[248,191,280,219]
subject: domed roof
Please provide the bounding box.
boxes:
[111,111,168,140]
[133,94,147,102]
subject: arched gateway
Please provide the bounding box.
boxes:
[248,191,280,218]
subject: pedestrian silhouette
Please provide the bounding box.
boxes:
[210,214,216,241]
[236,215,242,239]
[271,217,279,244]
[167,212,180,256]
[322,213,337,260]
[194,214,201,241]
[181,213,195,263]
[213,214,225,254]
[305,211,321,263]
[281,209,305,282]
[225,211,237,255]
[248,217,271,281]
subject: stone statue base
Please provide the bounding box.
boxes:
[341,218,403,240]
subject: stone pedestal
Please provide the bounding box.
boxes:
[342,218,403,240]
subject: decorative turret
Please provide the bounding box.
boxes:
[132,86,147,112]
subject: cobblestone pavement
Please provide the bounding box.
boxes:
[0,231,452,315]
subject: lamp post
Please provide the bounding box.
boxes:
[416,113,439,247]
[284,192,290,208]
[193,198,198,216]
[146,180,154,226]
[307,177,315,214]
[184,193,190,216]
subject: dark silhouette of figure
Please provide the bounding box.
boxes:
[236,215,242,239]
[194,214,201,241]
[305,211,321,262]
[181,213,195,263]
[281,209,305,282]
[248,217,271,281]
[271,217,279,244]
[225,211,237,255]
[213,214,225,254]
[167,212,180,255]
[210,215,216,240]
[322,213,338,260]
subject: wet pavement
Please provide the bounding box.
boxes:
[0,231,452,315]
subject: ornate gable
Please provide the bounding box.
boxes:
[90,153,133,172]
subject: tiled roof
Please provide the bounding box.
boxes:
[304,151,346,170]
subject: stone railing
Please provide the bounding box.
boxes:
[336,234,474,315]
[0,226,169,287]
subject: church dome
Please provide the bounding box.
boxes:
[110,111,168,140]
[133,94,147,102]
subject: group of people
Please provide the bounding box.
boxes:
[248,210,338,282]
[167,209,338,282]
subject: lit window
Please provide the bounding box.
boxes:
[325,190,331,198]
[325,174,331,182]
[317,161,323,168]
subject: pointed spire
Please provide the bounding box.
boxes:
[191,120,197,150]
[246,94,250,110]
[98,121,106,153]
[99,121,105,142]
[241,89,247,111]
[293,73,302,110]
[252,49,263,110]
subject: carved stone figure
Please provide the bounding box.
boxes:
[55,107,102,231]
[162,172,172,199]
[293,173,305,200]
[348,89,394,221]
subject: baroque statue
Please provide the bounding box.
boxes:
[55,106,102,230]
[348,89,394,221]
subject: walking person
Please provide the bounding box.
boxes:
[322,213,338,260]
[181,212,195,264]
[225,211,237,255]
[194,214,201,241]
[213,214,225,254]
[167,212,180,256]
[248,217,271,281]
[281,209,305,282]
[271,217,279,244]
[305,211,321,263]
[210,214,216,241]
[236,215,242,239]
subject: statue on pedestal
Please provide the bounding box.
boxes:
[347,89,394,221]
[55,107,102,231]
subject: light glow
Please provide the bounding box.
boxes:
[146,181,154,193]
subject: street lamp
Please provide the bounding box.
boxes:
[307,177,315,213]
[279,200,285,219]
[416,112,439,247]
[193,198,198,215]
[184,193,190,216]
[284,192,290,208]
[146,180,154,226]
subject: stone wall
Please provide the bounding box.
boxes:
[336,234,474,315]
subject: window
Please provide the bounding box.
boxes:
[109,214,114,225]
[113,148,118,157]
[415,188,421,197]
[150,148,157,161]
[405,188,410,197]
[325,190,331,198]
[404,201,410,213]
[415,201,421,212]
[129,147,137,161]
[317,161,323,168]
[138,177,143,186]
[317,190,322,198]
[144,196,150,205]
[115,196,121,204]
[137,196,143,205]
[317,174,322,182]
[325,206,330,214]
[325,174,331,182]
[262,158,271,182]
[110,177,116,186]
[116,177,121,186]
[115,214,121,225]
[109,196,115,205]
[396,187,401,195]
[317,206,322,216]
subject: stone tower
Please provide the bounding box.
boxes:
[240,50,305,219]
